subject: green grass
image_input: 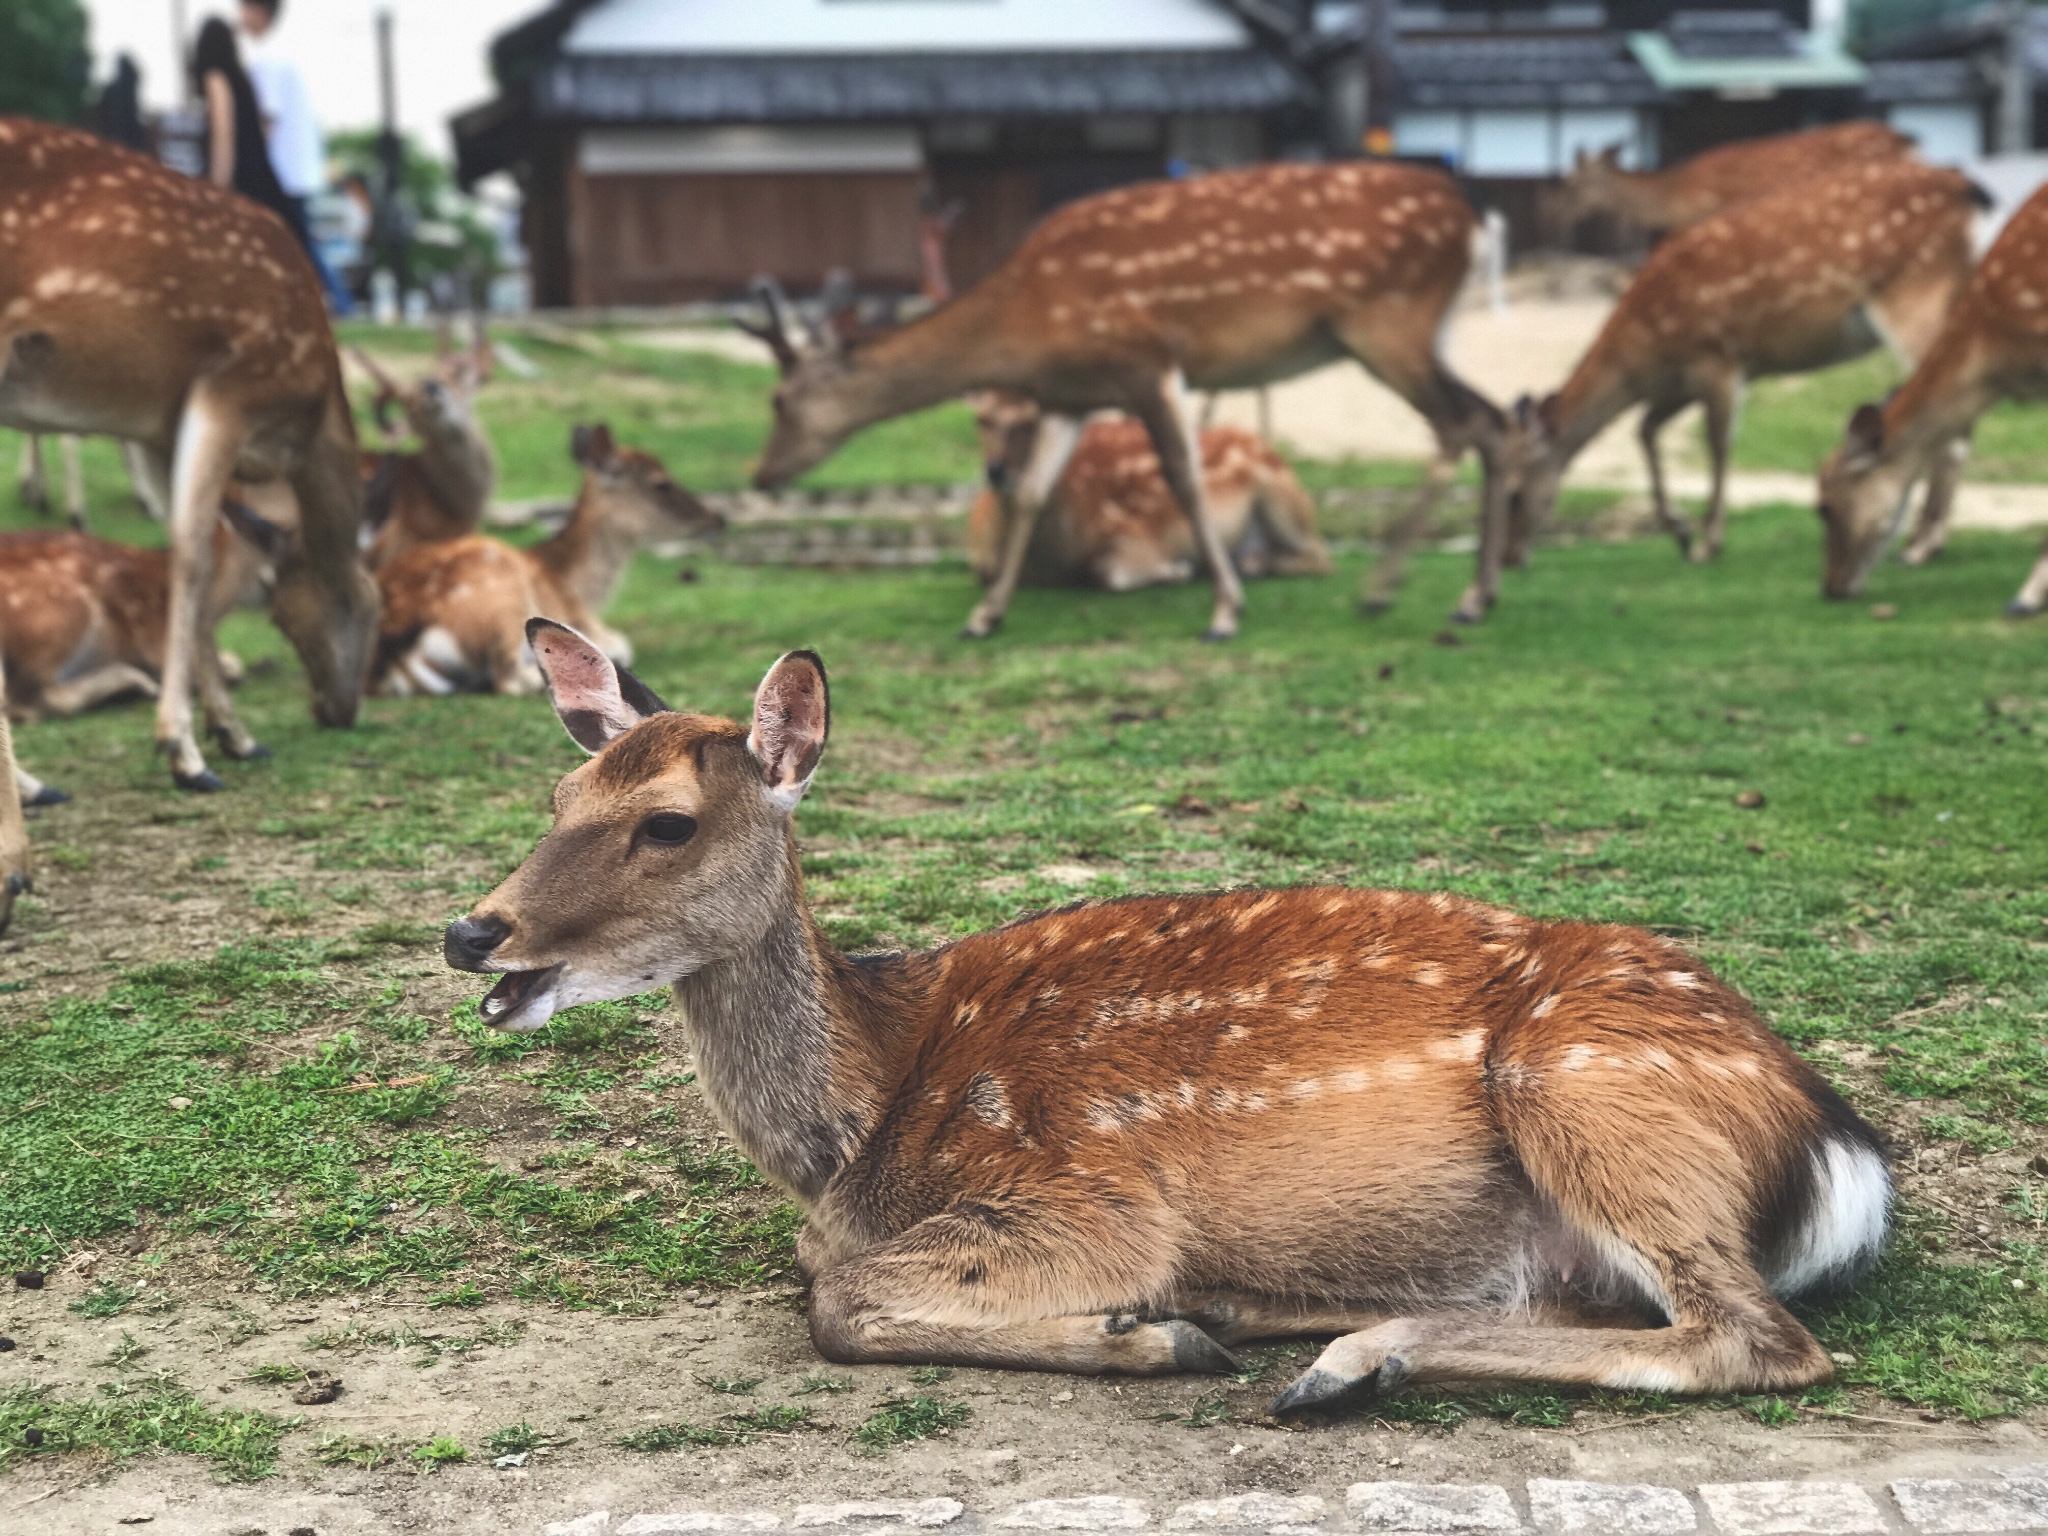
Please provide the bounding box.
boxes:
[852,1396,970,1451]
[0,1375,296,1481]
[614,1404,814,1451]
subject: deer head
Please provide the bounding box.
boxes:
[444,623,828,1031]
[1816,403,1917,599]
[1549,144,1630,227]
[746,276,887,491]
[350,338,491,456]
[569,423,724,538]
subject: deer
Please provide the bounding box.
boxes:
[1551,121,1915,237]
[443,622,1890,1402]
[964,391,1331,592]
[1818,181,2048,608]
[1513,158,1988,564]
[0,507,287,719]
[17,433,84,527]
[372,424,721,697]
[750,161,1518,632]
[349,326,499,571]
[0,118,378,791]
[0,657,29,939]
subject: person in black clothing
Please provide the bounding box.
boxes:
[190,17,309,250]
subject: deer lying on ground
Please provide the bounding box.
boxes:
[964,391,1330,591]
[1818,182,2048,608]
[372,424,720,697]
[0,510,286,718]
[1552,122,1914,236]
[1515,158,1987,563]
[445,622,1890,1400]
[350,329,498,570]
[0,118,378,790]
[751,161,1515,631]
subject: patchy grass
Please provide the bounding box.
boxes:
[614,1404,815,1452]
[853,1395,971,1452]
[0,1375,297,1481]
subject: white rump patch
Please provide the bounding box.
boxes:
[1769,1136,1891,1297]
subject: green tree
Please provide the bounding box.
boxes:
[0,0,90,124]
[326,128,501,293]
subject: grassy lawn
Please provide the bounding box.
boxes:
[2,329,2047,1469]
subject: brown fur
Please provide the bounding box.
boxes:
[372,429,719,696]
[0,654,28,937]
[447,635,1891,1404]
[753,162,1511,632]
[1818,183,2048,607]
[0,523,274,717]
[965,395,1331,590]
[1519,158,1984,563]
[351,337,497,571]
[0,118,378,789]
[1553,123,1914,234]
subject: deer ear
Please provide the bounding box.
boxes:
[571,423,618,469]
[526,618,669,754]
[1846,403,1886,457]
[1600,144,1622,167]
[747,650,829,811]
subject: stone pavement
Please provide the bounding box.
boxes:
[541,1473,2048,1536]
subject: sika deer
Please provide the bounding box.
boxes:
[1818,183,2048,609]
[17,433,84,527]
[1516,159,1987,563]
[1552,122,1914,236]
[350,328,498,571]
[0,509,287,718]
[446,624,1891,1402]
[752,162,1514,631]
[372,424,720,696]
[0,656,30,938]
[0,119,378,790]
[964,391,1331,591]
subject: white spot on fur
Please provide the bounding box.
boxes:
[1560,1044,1596,1072]
[1664,970,1702,990]
[1529,994,1559,1020]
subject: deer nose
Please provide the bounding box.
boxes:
[445,913,513,971]
[985,459,1012,492]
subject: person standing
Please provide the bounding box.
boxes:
[235,0,351,311]
[191,18,302,238]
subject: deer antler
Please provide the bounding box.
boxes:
[737,277,801,371]
[348,345,408,438]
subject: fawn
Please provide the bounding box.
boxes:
[964,391,1331,591]
[444,624,1890,1406]
[372,425,720,697]
[351,328,498,571]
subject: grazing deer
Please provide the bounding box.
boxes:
[0,118,378,790]
[373,424,720,697]
[0,510,286,718]
[1552,122,1914,236]
[445,624,1890,1401]
[964,391,1331,591]
[1818,182,2048,608]
[751,161,1515,631]
[350,329,498,570]
[1516,159,1987,563]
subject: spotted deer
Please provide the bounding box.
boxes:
[0,656,30,937]
[350,327,498,571]
[372,424,721,697]
[1551,121,1914,236]
[964,391,1330,591]
[752,162,1516,632]
[1516,158,1987,563]
[1818,183,2048,610]
[445,624,1891,1402]
[0,118,379,790]
[0,509,287,718]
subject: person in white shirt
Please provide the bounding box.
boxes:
[237,0,351,311]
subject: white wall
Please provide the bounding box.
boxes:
[567,0,1248,54]
[1889,103,1983,165]
[1394,107,1647,175]
[579,126,923,175]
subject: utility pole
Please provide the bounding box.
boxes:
[172,0,189,102]
[373,9,412,314]
[2000,0,2033,155]
[1362,0,1397,155]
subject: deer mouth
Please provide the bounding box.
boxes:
[480,964,562,1031]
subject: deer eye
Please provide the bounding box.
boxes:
[640,813,697,846]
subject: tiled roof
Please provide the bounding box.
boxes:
[1393,34,1663,107]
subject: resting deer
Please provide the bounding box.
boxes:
[350,328,498,571]
[964,391,1330,591]
[0,657,30,938]
[1819,182,2048,609]
[0,509,286,718]
[372,424,720,697]
[0,119,378,791]
[751,162,1515,632]
[1552,122,1914,236]
[445,624,1889,1401]
[1516,159,1987,562]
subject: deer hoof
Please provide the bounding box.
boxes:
[232,741,272,763]
[1686,543,1717,565]
[1267,1353,1411,1418]
[25,784,70,807]
[959,616,1001,640]
[2006,597,2042,619]
[1199,625,1237,644]
[1163,1319,1239,1375]
[172,768,226,794]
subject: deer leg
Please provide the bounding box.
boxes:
[56,435,86,530]
[1692,374,1739,563]
[1637,400,1692,557]
[2008,531,2048,619]
[808,1202,1236,1377]
[13,763,69,807]
[41,663,160,716]
[1902,437,1968,567]
[124,440,169,522]
[1361,452,1454,616]
[1252,482,1333,578]
[1452,435,1516,625]
[0,688,28,937]
[157,393,247,790]
[1134,373,1246,640]
[962,413,1082,638]
[18,435,50,514]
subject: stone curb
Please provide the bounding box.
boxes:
[541,1473,2048,1536]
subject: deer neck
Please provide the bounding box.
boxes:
[415,418,495,519]
[671,849,909,1205]
[532,480,641,614]
[1593,166,1685,227]
[1882,324,2000,474]
[1547,348,1639,464]
[837,284,1030,429]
